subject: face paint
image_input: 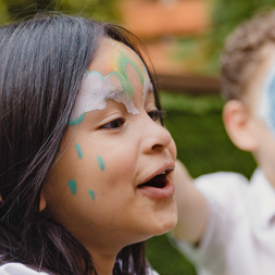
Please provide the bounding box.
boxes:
[258,63,275,135]
[88,190,95,200]
[106,41,153,105]
[97,155,105,171]
[69,112,84,126]
[68,180,77,195]
[112,41,153,100]
[75,143,83,159]
[105,41,147,98]
[70,39,152,123]
[71,71,139,122]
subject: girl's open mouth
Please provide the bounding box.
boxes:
[138,173,168,188]
[137,169,175,200]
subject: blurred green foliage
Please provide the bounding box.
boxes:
[161,92,256,178]
[146,234,196,275]
[209,0,275,72]
[0,0,121,24]
[160,91,223,115]
[174,36,218,76]
[146,92,256,275]
[176,0,275,75]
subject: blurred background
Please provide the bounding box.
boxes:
[2,0,275,274]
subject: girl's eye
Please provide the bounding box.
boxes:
[100,118,125,129]
[148,110,165,123]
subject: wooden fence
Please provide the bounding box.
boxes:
[155,74,220,95]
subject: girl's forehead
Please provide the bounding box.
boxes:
[87,38,143,73]
[69,38,152,122]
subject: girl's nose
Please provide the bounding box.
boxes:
[141,116,173,154]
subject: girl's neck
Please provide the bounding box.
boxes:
[90,250,117,275]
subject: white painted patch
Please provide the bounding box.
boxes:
[71,72,139,121]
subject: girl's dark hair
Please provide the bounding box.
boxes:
[0,14,161,275]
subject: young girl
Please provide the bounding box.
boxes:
[0,14,177,275]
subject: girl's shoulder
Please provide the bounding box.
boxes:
[0,263,49,275]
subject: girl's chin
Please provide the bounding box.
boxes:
[148,205,178,236]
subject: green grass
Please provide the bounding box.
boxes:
[145,92,256,275]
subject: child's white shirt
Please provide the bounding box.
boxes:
[170,168,275,275]
[0,262,159,275]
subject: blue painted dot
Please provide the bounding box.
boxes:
[97,155,105,171]
[88,190,95,200]
[68,180,77,195]
[75,144,83,159]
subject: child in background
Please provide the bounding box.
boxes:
[0,14,177,275]
[171,10,275,275]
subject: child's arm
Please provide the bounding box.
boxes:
[172,160,208,244]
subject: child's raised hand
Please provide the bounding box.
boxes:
[172,160,208,245]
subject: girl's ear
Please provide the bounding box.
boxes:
[39,192,47,212]
[223,100,258,152]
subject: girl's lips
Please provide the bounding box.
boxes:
[137,178,175,200]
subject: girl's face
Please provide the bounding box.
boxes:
[43,38,177,255]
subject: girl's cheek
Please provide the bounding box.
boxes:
[60,139,107,202]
